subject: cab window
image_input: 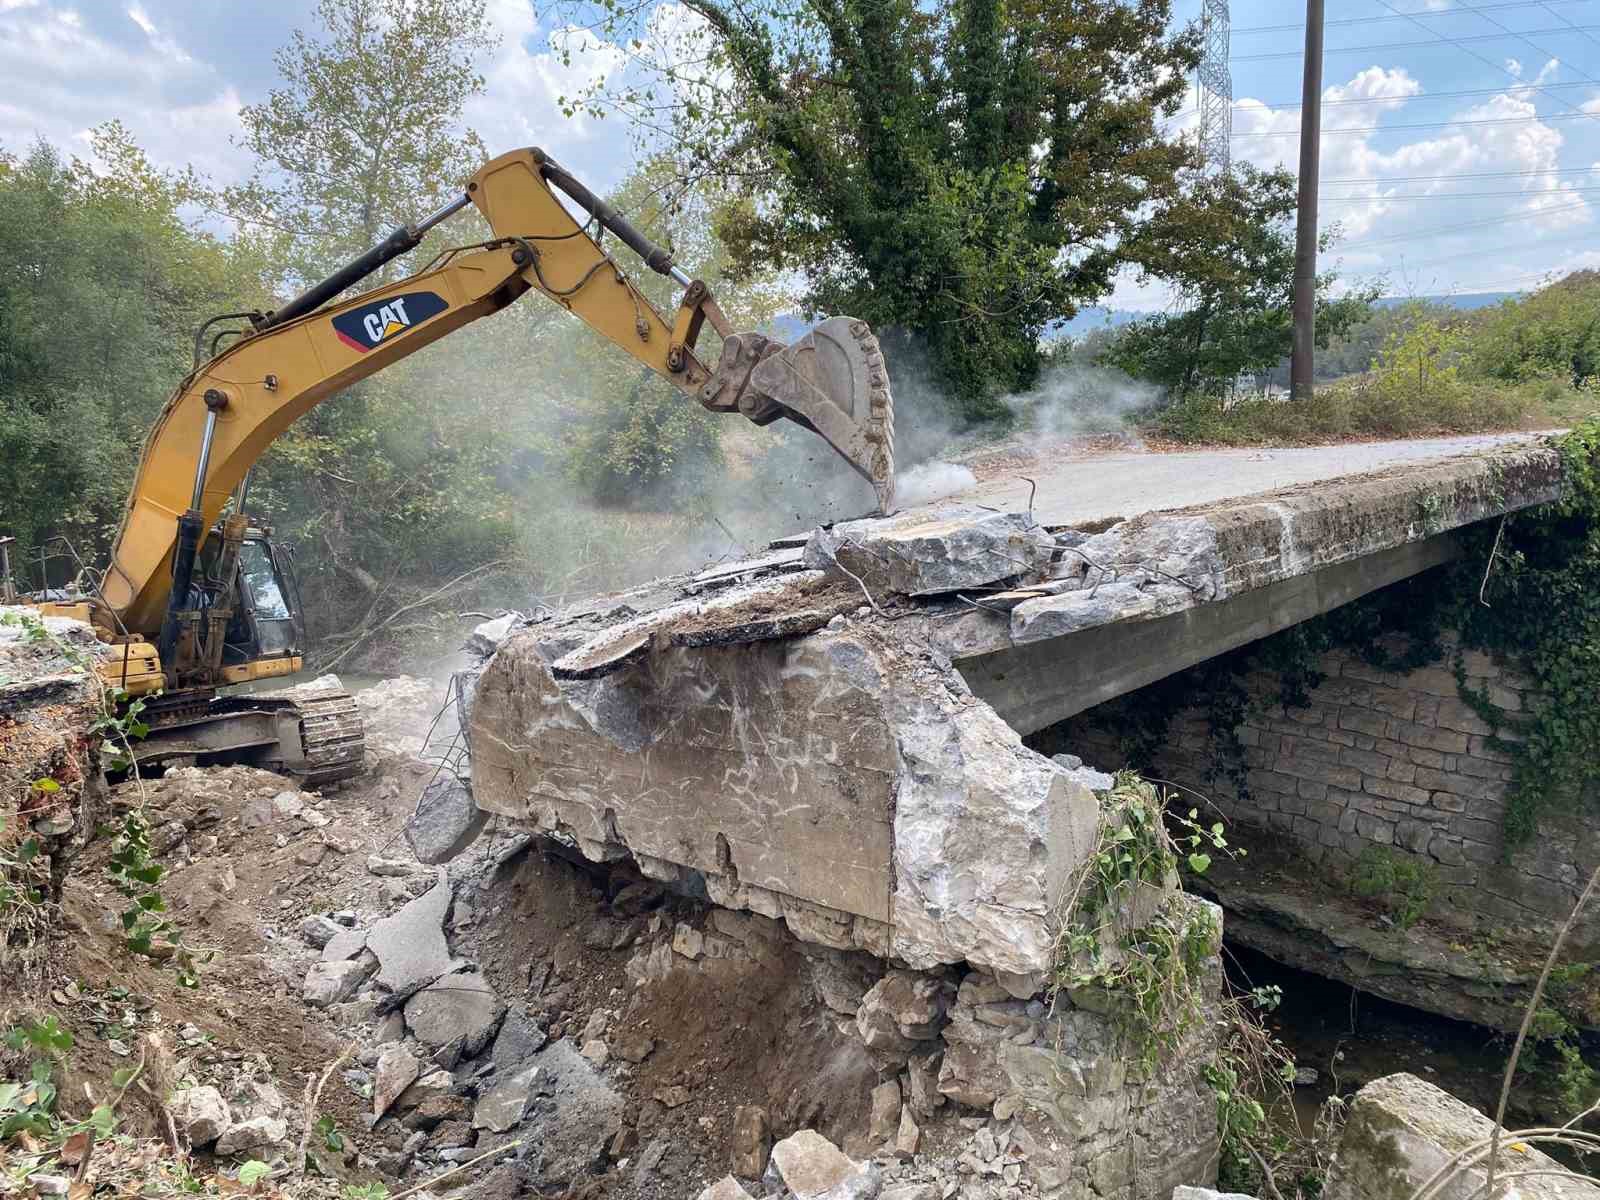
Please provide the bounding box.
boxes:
[239,540,290,620]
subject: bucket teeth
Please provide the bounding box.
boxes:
[749,315,897,514]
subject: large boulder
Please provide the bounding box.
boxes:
[1325,1073,1600,1200]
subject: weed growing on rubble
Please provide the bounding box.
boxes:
[1052,773,1336,1197]
[1050,773,1232,1067]
[104,811,208,986]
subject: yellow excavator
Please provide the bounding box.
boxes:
[1,147,897,785]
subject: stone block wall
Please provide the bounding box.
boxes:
[1057,638,1600,951]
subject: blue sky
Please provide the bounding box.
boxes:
[4,0,1600,311]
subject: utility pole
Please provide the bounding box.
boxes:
[1290,0,1324,400]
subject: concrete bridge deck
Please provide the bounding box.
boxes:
[464,432,1566,987]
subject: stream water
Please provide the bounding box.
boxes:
[1224,941,1570,1133]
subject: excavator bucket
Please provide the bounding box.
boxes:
[749,317,897,514]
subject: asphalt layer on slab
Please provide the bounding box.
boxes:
[943,432,1554,528]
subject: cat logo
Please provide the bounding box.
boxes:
[332,290,449,353]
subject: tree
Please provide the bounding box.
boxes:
[219,0,508,653]
[224,0,498,287]
[1098,164,1375,396]
[0,129,264,576]
[1471,271,1600,386]
[555,0,1201,421]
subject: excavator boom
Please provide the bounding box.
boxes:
[103,148,894,643]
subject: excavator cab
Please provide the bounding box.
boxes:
[209,532,306,667]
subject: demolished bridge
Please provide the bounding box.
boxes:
[466,434,1563,987]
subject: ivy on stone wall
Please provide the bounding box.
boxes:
[1453,418,1600,846]
[1056,418,1600,852]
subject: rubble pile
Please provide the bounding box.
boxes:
[1,606,111,918]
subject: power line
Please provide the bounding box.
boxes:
[1445,0,1600,97]
[1322,166,1600,183]
[1341,196,1592,245]
[1321,184,1600,199]
[1234,0,1594,34]
[1233,109,1600,136]
[1370,0,1600,132]
[1537,0,1600,51]
[1371,231,1600,268]
[1231,23,1600,60]
[1232,80,1599,110]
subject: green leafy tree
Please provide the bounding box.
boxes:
[0,129,265,575]
[223,0,499,288]
[1099,164,1375,396]
[1471,270,1600,386]
[555,0,1201,421]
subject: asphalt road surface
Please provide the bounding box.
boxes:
[946,432,1553,527]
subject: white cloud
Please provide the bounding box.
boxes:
[462,0,630,182]
[1506,58,1523,79]
[0,1,243,180]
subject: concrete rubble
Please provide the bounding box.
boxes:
[437,445,1563,1197]
[1325,1072,1600,1200]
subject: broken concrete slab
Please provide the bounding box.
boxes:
[472,1064,539,1133]
[490,1007,548,1068]
[364,870,459,995]
[804,504,1054,598]
[468,436,1565,982]
[1325,1072,1600,1200]
[769,1129,878,1200]
[321,926,367,963]
[404,970,505,1055]
[373,1046,420,1120]
[405,773,490,865]
[302,954,376,1008]
[697,1177,756,1200]
[473,619,1100,978]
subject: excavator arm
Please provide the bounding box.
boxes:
[101,147,897,653]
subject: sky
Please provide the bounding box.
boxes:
[4,0,1600,312]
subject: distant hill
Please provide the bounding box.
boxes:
[771,290,1524,344]
[1374,291,1520,311]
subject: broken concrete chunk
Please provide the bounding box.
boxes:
[366,855,420,877]
[215,1115,288,1156]
[730,1104,771,1179]
[302,954,376,1008]
[472,1064,539,1133]
[373,1046,420,1120]
[1324,1072,1594,1200]
[894,1106,920,1158]
[697,1178,757,1200]
[867,1079,901,1145]
[672,923,705,960]
[1173,1189,1261,1200]
[365,870,459,995]
[467,613,522,659]
[404,970,505,1055]
[169,1086,229,1146]
[610,1029,655,1064]
[321,926,368,963]
[490,1007,548,1068]
[298,914,342,949]
[405,773,489,865]
[805,504,1054,597]
[769,1129,878,1200]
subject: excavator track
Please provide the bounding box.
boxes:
[241,681,366,787]
[130,681,365,787]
